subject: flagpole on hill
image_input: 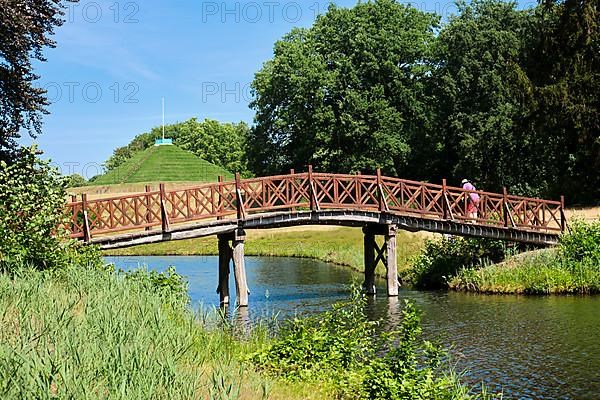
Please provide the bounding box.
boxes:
[162,97,165,141]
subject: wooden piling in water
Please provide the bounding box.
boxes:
[385,225,398,297]
[217,234,231,305]
[232,229,249,307]
[363,228,377,295]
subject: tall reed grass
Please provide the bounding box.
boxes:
[0,266,323,399]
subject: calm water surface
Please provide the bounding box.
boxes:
[106,255,600,399]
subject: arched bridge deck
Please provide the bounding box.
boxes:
[65,169,566,306]
[66,168,566,248]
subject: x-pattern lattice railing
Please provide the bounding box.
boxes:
[64,167,566,242]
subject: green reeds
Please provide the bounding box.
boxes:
[0,266,316,399]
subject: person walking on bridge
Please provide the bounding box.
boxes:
[461,179,480,221]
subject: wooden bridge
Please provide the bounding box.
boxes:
[65,168,566,306]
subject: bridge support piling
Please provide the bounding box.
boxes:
[363,224,399,297]
[363,229,377,295]
[232,229,249,307]
[217,234,231,305]
[385,225,399,297]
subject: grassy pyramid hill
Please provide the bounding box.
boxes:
[92,145,234,185]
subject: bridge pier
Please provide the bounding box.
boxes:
[386,225,399,297]
[216,229,249,307]
[362,224,399,297]
[217,234,231,305]
[363,230,377,295]
[232,229,249,307]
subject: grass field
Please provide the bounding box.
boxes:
[448,248,600,294]
[0,266,331,399]
[104,226,432,278]
[91,145,233,186]
[566,206,600,222]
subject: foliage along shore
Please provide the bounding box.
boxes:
[411,220,600,295]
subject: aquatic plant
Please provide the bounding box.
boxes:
[249,287,495,399]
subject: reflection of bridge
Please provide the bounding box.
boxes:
[65,168,566,306]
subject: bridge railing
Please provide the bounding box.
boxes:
[64,168,566,241]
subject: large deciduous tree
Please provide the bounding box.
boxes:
[0,0,75,161]
[528,0,600,202]
[249,0,439,175]
[428,0,538,193]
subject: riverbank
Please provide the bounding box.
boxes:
[448,247,600,294]
[104,226,431,277]
[1,264,491,399]
[0,265,333,399]
[443,220,600,294]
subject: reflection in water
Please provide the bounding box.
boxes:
[107,255,600,399]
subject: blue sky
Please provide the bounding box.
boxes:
[24,0,480,178]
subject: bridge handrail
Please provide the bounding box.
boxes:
[64,168,566,241]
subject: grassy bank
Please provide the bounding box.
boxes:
[447,248,600,294]
[0,265,330,399]
[0,265,493,399]
[414,220,600,294]
[104,226,430,277]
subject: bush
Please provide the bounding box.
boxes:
[410,238,507,289]
[0,146,105,273]
[0,147,68,271]
[250,287,486,399]
[121,266,190,305]
[559,219,600,263]
[65,173,86,188]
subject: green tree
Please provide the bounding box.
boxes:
[65,173,86,188]
[249,0,439,175]
[0,147,67,270]
[425,0,538,192]
[0,0,76,161]
[526,0,600,203]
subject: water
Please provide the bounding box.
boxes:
[107,255,600,399]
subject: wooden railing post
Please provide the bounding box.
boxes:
[145,185,152,231]
[217,176,224,220]
[308,165,317,211]
[235,172,246,220]
[442,179,448,219]
[503,187,509,228]
[81,193,91,243]
[289,169,295,211]
[70,195,78,237]
[560,195,566,233]
[355,171,361,206]
[376,168,388,212]
[159,183,170,233]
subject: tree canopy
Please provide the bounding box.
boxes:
[249,0,599,204]
[249,0,439,175]
[0,0,75,161]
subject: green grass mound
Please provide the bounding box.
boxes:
[93,145,233,185]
